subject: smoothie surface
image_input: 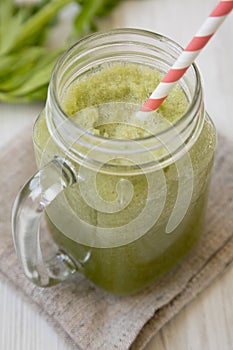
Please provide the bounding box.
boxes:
[61,63,188,139]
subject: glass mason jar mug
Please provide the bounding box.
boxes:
[12,29,216,295]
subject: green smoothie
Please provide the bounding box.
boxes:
[34,63,216,295]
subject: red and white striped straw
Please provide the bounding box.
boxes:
[141,0,233,112]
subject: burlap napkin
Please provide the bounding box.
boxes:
[0,128,233,350]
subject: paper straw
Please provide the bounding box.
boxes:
[140,0,233,112]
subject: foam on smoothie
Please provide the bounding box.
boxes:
[61,63,188,139]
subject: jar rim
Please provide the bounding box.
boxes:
[46,28,204,171]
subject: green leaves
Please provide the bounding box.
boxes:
[0,0,122,103]
[0,0,23,55]
[12,0,73,51]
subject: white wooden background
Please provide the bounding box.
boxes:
[0,1,233,349]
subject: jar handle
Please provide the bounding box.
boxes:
[12,156,78,287]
